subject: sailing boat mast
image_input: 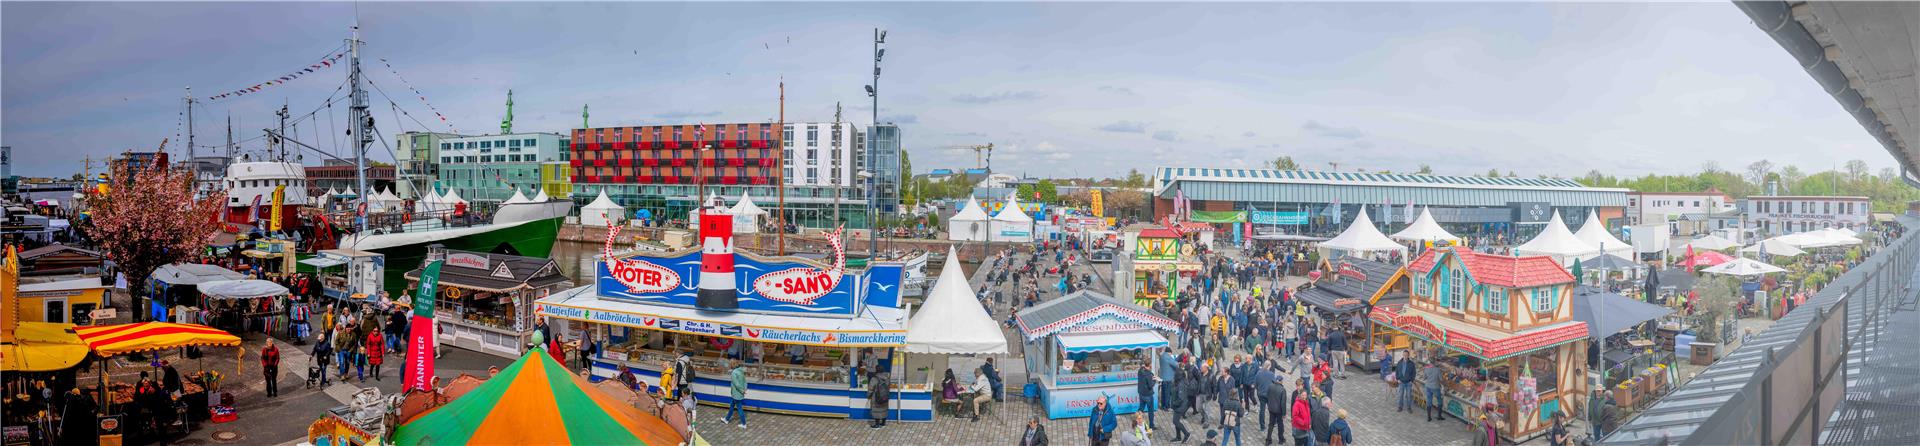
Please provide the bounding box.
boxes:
[348,24,371,232]
[184,87,196,162]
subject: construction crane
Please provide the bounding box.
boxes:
[944,143,994,171]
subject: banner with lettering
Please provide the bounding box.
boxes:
[268,185,285,232]
[403,259,443,392]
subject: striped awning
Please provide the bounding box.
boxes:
[72,322,241,357]
[1057,330,1168,354]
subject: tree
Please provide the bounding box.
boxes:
[1103,190,1148,219]
[898,149,914,204]
[1844,159,1868,182]
[1017,179,1060,203]
[1880,167,1899,181]
[1779,165,1806,190]
[84,148,226,322]
[1124,169,1147,188]
[1485,168,1500,177]
[1268,156,1298,170]
[1745,159,1773,188]
[1417,164,1433,174]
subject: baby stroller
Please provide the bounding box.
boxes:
[307,362,328,388]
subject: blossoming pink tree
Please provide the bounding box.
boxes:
[83,149,226,321]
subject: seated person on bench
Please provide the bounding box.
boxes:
[968,368,993,421]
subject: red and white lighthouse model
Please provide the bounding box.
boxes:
[696,210,740,310]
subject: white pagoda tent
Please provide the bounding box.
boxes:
[904,247,1009,354]
[1389,207,1460,243]
[441,189,468,206]
[1318,205,1407,263]
[502,188,532,205]
[580,190,627,227]
[1573,210,1633,260]
[371,188,407,212]
[531,189,550,202]
[989,194,1034,243]
[729,191,767,234]
[947,196,991,242]
[1514,211,1597,268]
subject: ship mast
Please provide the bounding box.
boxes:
[184,87,195,162]
[348,24,371,232]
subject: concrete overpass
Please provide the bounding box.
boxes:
[1739,2,1918,186]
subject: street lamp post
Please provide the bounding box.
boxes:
[866,27,885,259]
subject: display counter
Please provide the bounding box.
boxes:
[436,312,528,358]
[588,342,930,421]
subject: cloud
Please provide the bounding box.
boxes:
[1152,130,1182,142]
[952,91,1044,104]
[1302,120,1365,139]
[654,110,722,119]
[1096,120,1148,133]
[881,114,918,124]
[1243,131,1257,138]
[1097,85,1136,95]
[947,132,987,138]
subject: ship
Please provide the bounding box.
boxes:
[337,189,571,296]
[222,160,308,230]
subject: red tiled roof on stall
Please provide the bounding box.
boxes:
[1137,228,1181,239]
[1403,248,1573,288]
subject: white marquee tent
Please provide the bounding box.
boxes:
[1515,211,1597,268]
[441,189,468,206]
[904,247,1009,354]
[1390,207,1460,243]
[989,194,1034,243]
[1318,205,1408,262]
[947,197,991,242]
[1740,238,1807,258]
[1574,210,1633,260]
[503,188,532,205]
[730,191,766,234]
[531,189,550,202]
[371,188,407,213]
[581,190,627,227]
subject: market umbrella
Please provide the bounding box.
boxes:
[1702,258,1788,277]
[1,322,88,372]
[1571,286,1674,340]
[1740,238,1807,258]
[1583,253,1640,271]
[71,322,240,357]
[392,348,684,445]
[1675,250,1734,269]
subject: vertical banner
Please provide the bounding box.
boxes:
[1090,190,1104,218]
[403,259,444,392]
[268,185,286,232]
[248,195,262,224]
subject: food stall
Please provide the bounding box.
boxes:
[406,246,572,359]
[299,249,385,304]
[148,263,246,323]
[195,279,291,336]
[1295,258,1410,370]
[15,278,111,325]
[240,238,298,275]
[534,229,929,422]
[1370,247,1590,443]
[1129,228,1200,305]
[1014,290,1179,419]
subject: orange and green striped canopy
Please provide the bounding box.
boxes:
[393,348,685,446]
[71,322,241,357]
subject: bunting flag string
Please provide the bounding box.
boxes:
[208,51,347,101]
[378,58,459,134]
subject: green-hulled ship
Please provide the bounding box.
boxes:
[339,197,570,296]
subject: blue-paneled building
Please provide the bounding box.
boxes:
[1152,167,1631,239]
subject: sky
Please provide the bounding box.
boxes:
[0,2,1898,180]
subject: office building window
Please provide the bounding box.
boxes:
[807,128,818,146]
[784,127,794,147]
[441,143,451,150]
[509,139,522,148]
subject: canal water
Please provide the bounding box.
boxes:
[547,239,605,285]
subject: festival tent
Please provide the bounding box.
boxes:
[71,322,241,357]
[1739,238,1807,258]
[905,247,1009,354]
[371,188,407,212]
[1574,210,1633,260]
[1514,211,1597,268]
[392,348,684,445]
[1,322,89,372]
[1674,250,1736,268]
[580,190,627,227]
[532,189,551,202]
[503,188,532,205]
[196,279,290,300]
[1702,257,1788,277]
[1318,206,1407,262]
[1672,234,1740,252]
[989,194,1034,242]
[729,191,767,234]
[1389,207,1460,243]
[947,196,991,242]
[441,188,468,206]
[1808,228,1864,247]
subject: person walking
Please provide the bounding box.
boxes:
[365,332,384,381]
[1021,416,1050,446]
[1422,362,1445,422]
[1289,390,1312,446]
[1327,409,1353,446]
[1089,396,1118,446]
[311,335,333,386]
[261,343,281,397]
[1325,328,1347,379]
[1220,386,1243,446]
[724,360,748,428]
[1264,374,1289,446]
[867,369,890,429]
[1310,398,1331,446]
[1138,363,1158,428]
[1171,361,1192,443]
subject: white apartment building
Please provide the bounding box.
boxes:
[1747,195,1871,236]
[781,122,863,188]
[1627,190,1739,235]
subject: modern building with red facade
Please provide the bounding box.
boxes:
[306,160,395,198]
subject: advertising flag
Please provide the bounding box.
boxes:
[268,185,285,232]
[248,195,262,224]
[403,259,444,392]
[1090,190,1105,217]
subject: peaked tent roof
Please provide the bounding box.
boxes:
[951,196,990,221]
[393,349,683,445]
[1574,210,1632,258]
[1515,211,1597,261]
[1015,290,1178,338]
[905,247,1008,354]
[1389,207,1460,242]
[503,188,532,205]
[582,190,624,211]
[730,191,767,216]
[1581,253,1642,271]
[1702,257,1788,276]
[340,187,357,197]
[1319,205,1404,253]
[532,189,550,202]
[442,188,467,205]
[993,194,1032,223]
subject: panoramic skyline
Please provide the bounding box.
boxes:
[0,2,1895,180]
